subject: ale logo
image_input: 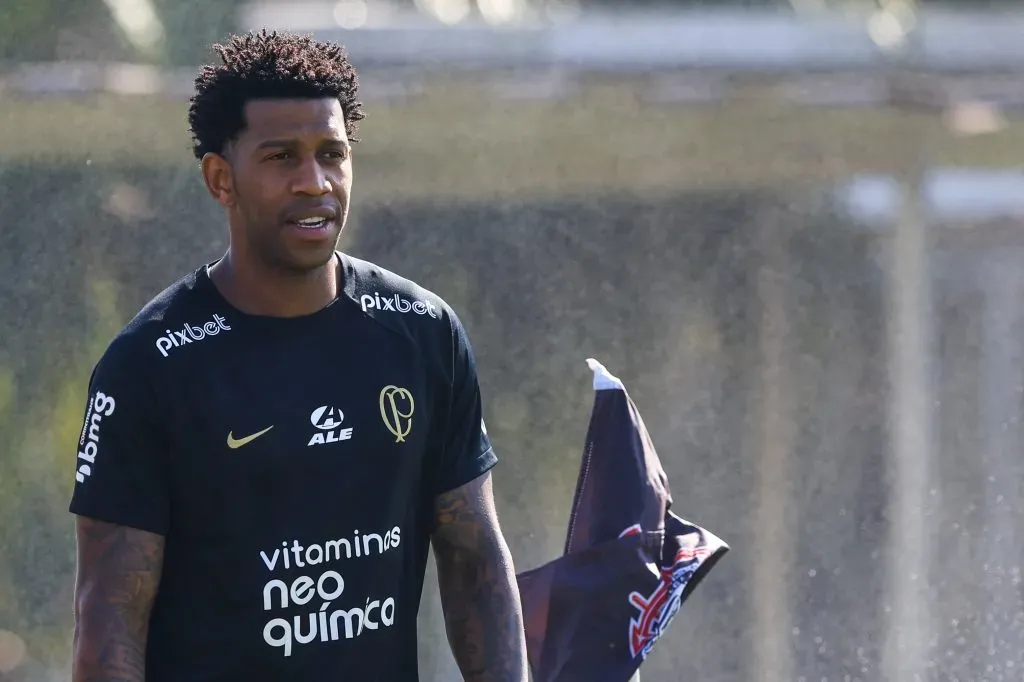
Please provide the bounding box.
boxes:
[308,405,354,447]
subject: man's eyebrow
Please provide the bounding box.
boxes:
[255,138,297,150]
[255,138,350,150]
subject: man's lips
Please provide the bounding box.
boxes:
[284,204,339,224]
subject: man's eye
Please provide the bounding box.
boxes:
[267,151,290,161]
[323,150,347,160]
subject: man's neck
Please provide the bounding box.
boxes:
[209,250,341,318]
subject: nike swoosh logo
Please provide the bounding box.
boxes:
[227,426,274,449]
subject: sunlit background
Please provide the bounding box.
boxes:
[2,0,1024,680]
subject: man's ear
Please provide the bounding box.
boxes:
[200,151,236,208]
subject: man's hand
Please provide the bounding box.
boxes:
[72,517,165,682]
[431,472,529,682]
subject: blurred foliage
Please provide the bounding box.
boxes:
[0,0,107,61]
[151,0,251,66]
[3,0,1023,65]
[4,86,1024,195]
[0,0,247,65]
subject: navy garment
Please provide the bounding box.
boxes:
[69,252,496,682]
[516,359,729,682]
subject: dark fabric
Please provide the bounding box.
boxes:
[68,252,497,682]
[517,359,729,682]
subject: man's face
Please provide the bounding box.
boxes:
[204,97,353,273]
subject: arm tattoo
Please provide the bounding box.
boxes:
[432,474,528,682]
[73,518,165,682]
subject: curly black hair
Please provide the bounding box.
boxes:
[187,30,365,160]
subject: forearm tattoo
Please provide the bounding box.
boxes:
[73,518,164,682]
[433,480,528,682]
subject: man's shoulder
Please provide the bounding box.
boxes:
[98,266,224,369]
[342,253,459,331]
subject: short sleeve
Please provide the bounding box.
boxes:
[68,341,170,535]
[435,312,498,495]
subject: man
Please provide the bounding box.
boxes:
[69,29,528,682]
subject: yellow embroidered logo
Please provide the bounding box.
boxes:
[226,426,274,449]
[379,386,414,443]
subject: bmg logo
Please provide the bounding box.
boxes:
[76,391,116,483]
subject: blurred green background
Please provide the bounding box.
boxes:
[3,1,1024,681]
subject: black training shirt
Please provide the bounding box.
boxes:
[68,251,497,681]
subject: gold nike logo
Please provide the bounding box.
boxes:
[226,426,274,449]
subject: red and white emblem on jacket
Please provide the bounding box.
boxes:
[619,524,712,659]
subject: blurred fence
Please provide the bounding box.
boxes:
[3,4,1024,682]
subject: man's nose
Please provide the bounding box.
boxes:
[291,157,333,196]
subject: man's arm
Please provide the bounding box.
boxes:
[432,471,529,682]
[72,517,165,682]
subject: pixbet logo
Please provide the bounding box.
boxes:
[308,405,353,447]
[359,292,439,319]
[155,313,231,357]
[76,391,116,483]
